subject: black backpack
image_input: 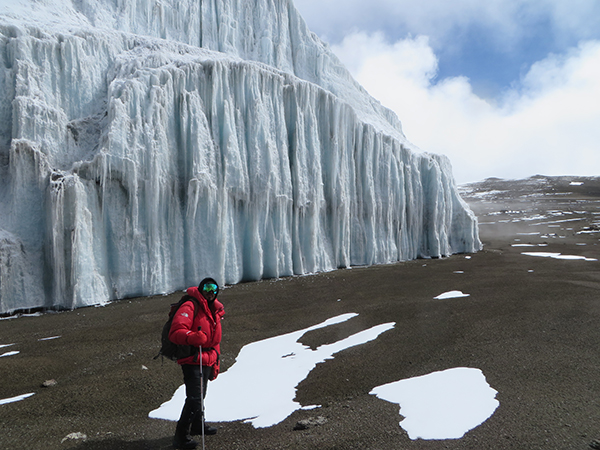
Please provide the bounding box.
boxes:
[154,295,200,362]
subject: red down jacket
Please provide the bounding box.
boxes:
[168,286,225,374]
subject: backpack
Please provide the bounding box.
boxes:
[154,295,200,362]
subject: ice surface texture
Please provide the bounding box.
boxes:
[0,0,481,313]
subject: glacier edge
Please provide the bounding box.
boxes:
[0,1,480,314]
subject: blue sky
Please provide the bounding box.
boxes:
[293,0,600,183]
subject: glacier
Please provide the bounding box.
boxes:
[0,0,481,314]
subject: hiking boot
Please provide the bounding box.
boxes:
[173,420,198,449]
[204,424,218,435]
[172,433,197,449]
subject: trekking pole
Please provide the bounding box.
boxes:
[198,331,206,450]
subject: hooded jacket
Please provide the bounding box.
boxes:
[168,286,225,369]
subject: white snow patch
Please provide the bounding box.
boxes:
[38,336,61,341]
[434,290,470,300]
[530,218,583,226]
[0,392,35,405]
[0,351,19,358]
[522,252,597,261]
[149,313,395,428]
[370,367,499,440]
[468,190,508,199]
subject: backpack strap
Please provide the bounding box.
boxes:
[170,295,201,319]
[186,295,201,318]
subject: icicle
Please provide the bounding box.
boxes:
[0,1,480,313]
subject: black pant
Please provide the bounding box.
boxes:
[178,364,211,431]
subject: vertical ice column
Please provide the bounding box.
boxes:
[47,172,110,308]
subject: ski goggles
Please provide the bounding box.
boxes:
[202,283,218,295]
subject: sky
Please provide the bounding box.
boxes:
[293,0,600,184]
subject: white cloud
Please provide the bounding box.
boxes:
[294,0,600,49]
[331,34,600,183]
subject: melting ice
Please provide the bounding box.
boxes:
[149,313,395,427]
[370,367,499,440]
[0,0,481,314]
[0,392,35,405]
[522,252,597,261]
[150,316,499,441]
[434,290,470,299]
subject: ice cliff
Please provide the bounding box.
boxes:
[0,0,481,314]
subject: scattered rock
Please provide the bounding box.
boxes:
[141,365,148,370]
[293,416,328,431]
[41,379,57,388]
[61,432,87,443]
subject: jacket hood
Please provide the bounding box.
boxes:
[186,286,224,317]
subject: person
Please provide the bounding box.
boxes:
[169,277,225,450]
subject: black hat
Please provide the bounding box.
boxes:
[199,277,219,296]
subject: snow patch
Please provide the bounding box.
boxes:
[149,313,395,428]
[0,392,35,405]
[370,367,499,440]
[522,252,597,261]
[434,290,470,300]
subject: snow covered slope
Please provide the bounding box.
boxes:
[0,0,481,313]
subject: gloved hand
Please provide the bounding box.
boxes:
[186,330,207,347]
[210,362,220,380]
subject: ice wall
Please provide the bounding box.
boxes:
[0,0,480,313]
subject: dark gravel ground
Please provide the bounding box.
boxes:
[1,175,599,450]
